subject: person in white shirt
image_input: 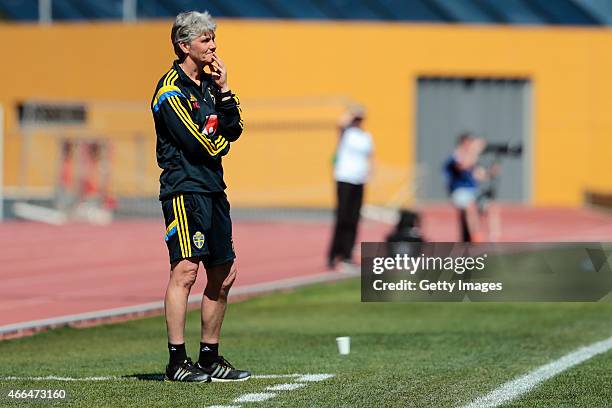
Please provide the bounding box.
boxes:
[328,105,374,269]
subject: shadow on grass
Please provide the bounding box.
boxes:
[123,373,165,381]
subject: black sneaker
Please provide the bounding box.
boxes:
[196,356,251,382]
[165,358,211,382]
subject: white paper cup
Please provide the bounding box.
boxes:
[336,336,350,355]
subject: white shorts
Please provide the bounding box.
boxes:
[451,187,477,209]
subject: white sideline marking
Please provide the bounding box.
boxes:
[207,406,240,408]
[462,335,612,408]
[0,375,118,381]
[266,383,307,391]
[250,374,301,379]
[2,372,336,408]
[0,373,334,382]
[223,373,333,407]
[296,374,335,382]
[233,393,276,403]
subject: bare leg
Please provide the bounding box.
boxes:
[165,258,199,344]
[201,261,237,343]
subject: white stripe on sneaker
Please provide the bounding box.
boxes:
[221,367,231,379]
[174,368,183,380]
[212,366,223,377]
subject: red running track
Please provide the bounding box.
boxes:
[2,204,612,327]
[0,218,386,327]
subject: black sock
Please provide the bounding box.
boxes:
[168,343,187,366]
[198,342,219,366]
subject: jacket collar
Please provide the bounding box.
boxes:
[173,60,209,89]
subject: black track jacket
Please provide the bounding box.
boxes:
[151,60,243,200]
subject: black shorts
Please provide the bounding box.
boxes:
[161,192,235,268]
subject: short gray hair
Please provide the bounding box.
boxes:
[171,11,217,60]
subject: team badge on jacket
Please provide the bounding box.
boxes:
[203,114,218,136]
[193,231,205,249]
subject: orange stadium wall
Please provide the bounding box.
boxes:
[0,20,611,207]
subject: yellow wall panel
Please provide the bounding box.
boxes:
[0,20,611,206]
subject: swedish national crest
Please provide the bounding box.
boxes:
[193,231,205,249]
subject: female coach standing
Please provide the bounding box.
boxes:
[151,11,249,382]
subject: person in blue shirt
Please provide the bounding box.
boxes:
[443,133,487,242]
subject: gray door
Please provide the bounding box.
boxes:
[415,77,531,202]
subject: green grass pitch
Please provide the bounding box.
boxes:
[1,279,611,407]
